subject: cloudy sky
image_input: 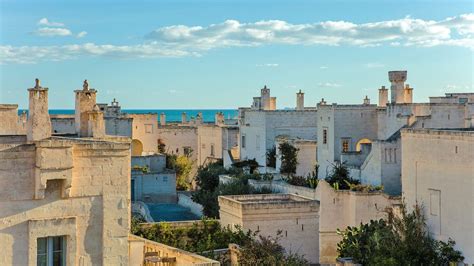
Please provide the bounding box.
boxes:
[0,0,473,109]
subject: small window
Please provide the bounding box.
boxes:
[241,135,246,148]
[145,124,153,134]
[342,138,350,153]
[163,176,168,182]
[37,236,66,266]
[323,129,328,144]
[210,144,215,157]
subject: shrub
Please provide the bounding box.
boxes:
[325,161,359,190]
[337,204,464,265]
[266,146,276,168]
[278,142,299,176]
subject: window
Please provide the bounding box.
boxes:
[145,124,153,134]
[342,138,350,152]
[241,135,246,148]
[37,236,66,266]
[163,176,168,182]
[210,144,215,157]
[323,129,328,144]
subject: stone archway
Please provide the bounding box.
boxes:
[131,139,144,156]
[356,138,372,152]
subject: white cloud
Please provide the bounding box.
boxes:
[38,18,65,27]
[34,27,72,37]
[0,43,194,64]
[2,13,473,64]
[77,31,88,38]
[146,14,474,49]
[318,82,341,88]
[256,63,279,67]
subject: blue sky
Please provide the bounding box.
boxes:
[0,0,473,109]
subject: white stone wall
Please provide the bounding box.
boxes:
[240,110,317,168]
[401,129,474,264]
[0,137,131,265]
[104,117,133,137]
[129,114,159,155]
[157,126,199,161]
[0,105,26,135]
[197,125,223,165]
[219,194,320,264]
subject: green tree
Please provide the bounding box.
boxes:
[337,204,464,265]
[166,154,194,190]
[239,231,308,266]
[266,146,276,168]
[278,142,299,177]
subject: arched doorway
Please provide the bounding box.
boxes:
[131,139,143,156]
[356,138,372,152]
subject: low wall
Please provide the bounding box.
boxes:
[177,192,204,217]
[128,234,220,266]
[248,179,320,200]
[132,201,154,222]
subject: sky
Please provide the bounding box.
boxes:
[0,0,473,109]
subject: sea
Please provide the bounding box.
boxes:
[20,109,239,123]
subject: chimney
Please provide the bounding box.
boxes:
[75,79,97,137]
[260,85,271,110]
[404,84,413,104]
[363,95,370,105]
[215,112,224,126]
[378,86,388,107]
[319,98,327,105]
[296,90,304,111]
[388,71,407,104]
[196,112,203,125]
[87,105,105,138]
[181,112,187,124]
[160,113,166,126]
[27,78,52,141]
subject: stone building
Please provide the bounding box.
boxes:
[317,71,474,195]
[239,86,318,171]
[0,80,131,265]
[275,136,317,177]
[218,194,320,264]
[401,128,474,264]
[131,154,177,202]
[157,112,239,167]
[0,79,219,266]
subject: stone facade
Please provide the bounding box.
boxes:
[218,194,320,264]
[401,128,474,264]
[275,136,317,177]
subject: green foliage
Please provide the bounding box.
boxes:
[337,204,464,265]
[325,161,360,190]
[278,142,299,176]
[232,159,260,173]
[132,218,255,254]
[192,163,272,218]
[132,165,149,173]
[166,154,194,190]
[284,164,319,188]
[266,146,277,168]
[238,231,309,265]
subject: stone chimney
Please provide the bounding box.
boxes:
[215,112,225,126]
[87,105,105,138]
[75,79,97,137]
[296,90,304,111]
[160,113,166,126]
[319,98,327,105]
[261,85,271,110]
[388,71,407,104]
[196,112,203,125]
[181,112,187,124]
[363,95,370,105]
[27,79,52,141]
[404,84,413,104]
[378,86,388,107]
